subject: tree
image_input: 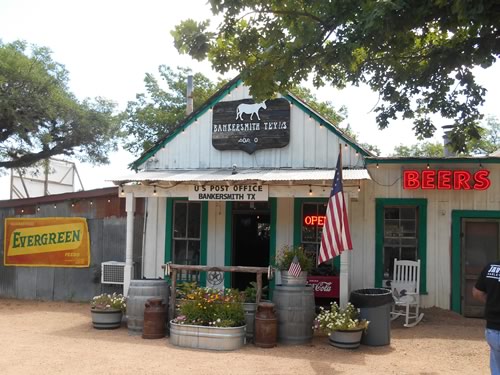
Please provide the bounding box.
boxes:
[172,0,499,153]
[122,67,379,155]
[391,115,500,156]
[0,40,121,171]
[121,66,222,155]
[391,142,444,157]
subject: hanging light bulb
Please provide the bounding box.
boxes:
[358,185,361,192]
[376,163,379,169]
[426,163,430,169]
[153,186,157,196]
[309,186,313,196]
[120,185,125,196]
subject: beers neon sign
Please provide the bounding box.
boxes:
[304,215,326,226]
[403,169,491,190]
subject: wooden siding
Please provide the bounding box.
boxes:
[142,85,363,171]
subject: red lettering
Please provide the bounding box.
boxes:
[437,170,452,189]
[453,171,472,190]
[304,215,326,226]
[421,170,436,189]
[474,170,491,190]
[403,170,420,189]
[403,169,490,191]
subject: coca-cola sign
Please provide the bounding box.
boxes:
[306,276,339,298]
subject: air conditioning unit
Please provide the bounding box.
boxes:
[101,261,126,285]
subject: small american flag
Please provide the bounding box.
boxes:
[288,255,302,277]
[318,151,353,265]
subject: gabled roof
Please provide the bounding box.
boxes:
[130,76,372,171]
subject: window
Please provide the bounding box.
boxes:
[301,202,326,264]
[172,201,202,281]
[383,206,418,283]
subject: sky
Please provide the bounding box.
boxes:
[1,0,500,199]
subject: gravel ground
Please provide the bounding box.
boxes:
[0,298,489,375]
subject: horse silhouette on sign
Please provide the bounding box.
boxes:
[235,101,267,121]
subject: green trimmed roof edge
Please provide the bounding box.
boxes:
[130,76,243,170]
[365,156,500,165]
[283,93,372,157]
[130,76,372,170]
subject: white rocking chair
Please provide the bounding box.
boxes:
[390,258,424,327]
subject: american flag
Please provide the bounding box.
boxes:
[288,255,302,277]
[318,152,353,265]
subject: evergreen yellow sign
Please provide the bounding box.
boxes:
[4,218,90,267]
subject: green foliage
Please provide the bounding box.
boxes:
[175,281,198,299]
[0,40,121,170]
[391,116,500,156]
[275,244,314,272]
[172,0,500,153]
[173,287,245,328]
[120,66,223,155]
[242,281,268,303]
[391,141,445,157]
[91,293,127,313]
[314,302,369,334]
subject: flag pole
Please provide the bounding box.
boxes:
[339,146,350,308]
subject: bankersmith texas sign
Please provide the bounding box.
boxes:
[188,185,269,201]
[212,98,290,154]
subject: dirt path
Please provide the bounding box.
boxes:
[0,299,489,375]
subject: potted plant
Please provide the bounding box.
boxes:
[275,244,314,285]
[170,287,246,351]
[90,292,127,329]
[313,301,369,349]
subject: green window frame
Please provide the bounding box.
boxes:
[293,198,341,273]
[165,198,208,286]
[375,198,427,293]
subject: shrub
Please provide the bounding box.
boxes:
[275,244,313,272]
[173,287,245,328]
[314,302,369,335]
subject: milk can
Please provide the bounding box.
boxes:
[254,302,277,348]
[142,298,167,339]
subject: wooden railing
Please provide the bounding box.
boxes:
[162,263,274,322]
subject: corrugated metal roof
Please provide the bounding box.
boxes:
[109,168,370,184]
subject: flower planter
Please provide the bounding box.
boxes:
[169,321,246,351]
[328,328,364,349]
[280,271,308,286]
[91,308,123,329]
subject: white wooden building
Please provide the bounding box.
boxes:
[113,76,500,317]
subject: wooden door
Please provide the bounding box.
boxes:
[462,219,500,317]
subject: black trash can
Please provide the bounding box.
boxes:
[349,288,393,346]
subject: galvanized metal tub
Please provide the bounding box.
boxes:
[126,279,169,335]
[169,321,246,351]
[280,271,308,286]
[273,285,315,344]
[329,328,364,349]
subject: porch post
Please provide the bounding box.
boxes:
[339,192,350,307]
[124,192,135,296]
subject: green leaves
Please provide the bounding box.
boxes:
[0,40,121,170]
[172,0,500,151]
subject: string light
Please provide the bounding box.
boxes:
[53,204,57,209]
[358,185,361,192]
[426,163,430,169]
[120,185,125,196]
[376,163,379,169]
[89,200,93,206]
[21,209,24,214]
[107,199,111,203]
[309,186,313,196]
[153,186,157,196]
[37,206,40,212]
[71,202,75,207]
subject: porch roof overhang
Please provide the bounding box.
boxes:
[110,168,370,185]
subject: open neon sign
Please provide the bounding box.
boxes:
[304,215,326,226]
[403,169,491,190]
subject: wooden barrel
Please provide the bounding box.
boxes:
[126,279,169,335]
[272,285,315,345]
